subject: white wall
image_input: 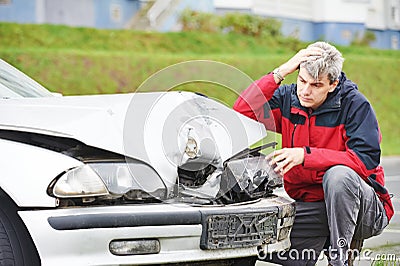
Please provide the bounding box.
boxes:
[252,0,369,23]
[213,0,397,30]
[365,0,386,29]
[313,0,368,23]
[214,0,371,23]
[214,0,252,9]
[253,0,313,20]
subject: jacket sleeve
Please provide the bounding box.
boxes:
[233,73,282,132]
[302,98,394,220]
[303,94,381,179]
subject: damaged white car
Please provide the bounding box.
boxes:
[0,58,295,265]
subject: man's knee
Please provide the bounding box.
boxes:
[323,165,360,194]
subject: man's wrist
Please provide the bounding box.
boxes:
[273,68,285,84]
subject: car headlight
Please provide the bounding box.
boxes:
[51,164,109,198]
[89,161,166,197]
[218,156,282,203]
[49,159,166,200]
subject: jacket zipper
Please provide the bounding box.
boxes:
[291,124,298,148]
[291,109,309,148]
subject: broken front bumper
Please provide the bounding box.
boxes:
[19,193,295,265]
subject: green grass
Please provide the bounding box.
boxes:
[1,22,399,155]
[365,243,400,265]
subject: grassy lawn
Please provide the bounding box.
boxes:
[1,22,399,155]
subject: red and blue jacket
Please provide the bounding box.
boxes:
[233,72,394,221]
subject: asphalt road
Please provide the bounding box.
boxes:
[358,157,400,265]
[257,157,400,266]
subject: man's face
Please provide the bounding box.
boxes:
[296,68,338,110]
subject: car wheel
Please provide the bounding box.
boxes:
[0,189,40,265]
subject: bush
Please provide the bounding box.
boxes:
[179,9,282,37]
[180,9,220,33]
[220,12,281,37]
[351,30,376,46]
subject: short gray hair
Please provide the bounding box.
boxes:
[301,42,344,84]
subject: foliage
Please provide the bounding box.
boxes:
[219,12,282,37]
[179,9,282,37]
[179,9,220,33]
[351,30,376,46]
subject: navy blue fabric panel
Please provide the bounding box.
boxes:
[266,84,297,119]
[343,91,381,170]
[314,111,342,127]
[289,113,306,125]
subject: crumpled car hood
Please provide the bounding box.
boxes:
[0,91,266,180]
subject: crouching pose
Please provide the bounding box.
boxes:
[234,42,394,265]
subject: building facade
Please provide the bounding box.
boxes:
[215,0,400,50]
[0,0,141,29]
[1,0,399,49]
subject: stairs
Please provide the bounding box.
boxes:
[126,0,182,31]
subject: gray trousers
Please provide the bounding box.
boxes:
[264,165,388,266]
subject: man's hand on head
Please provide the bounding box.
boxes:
[278,47,324,78]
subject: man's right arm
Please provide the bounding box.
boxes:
[233,73,280,130]
[234,47,323,120]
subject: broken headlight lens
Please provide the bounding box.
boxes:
[218,156,282,203]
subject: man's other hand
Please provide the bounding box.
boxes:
[267,148,305,174]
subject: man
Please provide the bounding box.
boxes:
[233,42,393,265]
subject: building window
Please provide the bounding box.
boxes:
[110,4,122,23]
[391,5,400,25]
[341,30,352,41]
[391,35,399,49]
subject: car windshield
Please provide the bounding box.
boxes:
[0,59,54,98]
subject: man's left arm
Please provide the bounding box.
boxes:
[303,99,381,179]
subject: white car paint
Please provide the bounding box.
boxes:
[0,92,266,204]
[0,138,82,207]
[19,197,293,266]
[0,58,295,265]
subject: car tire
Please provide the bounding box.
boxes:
[0,188,40,265]
[231,256,258,266]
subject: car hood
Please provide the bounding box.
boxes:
[0,91,266,180]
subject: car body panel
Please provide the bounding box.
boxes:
[0,138,82,207]
[0,94,132,155]
[0,92,265,162]
[0,92,267,206]
[19,196,294,266]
